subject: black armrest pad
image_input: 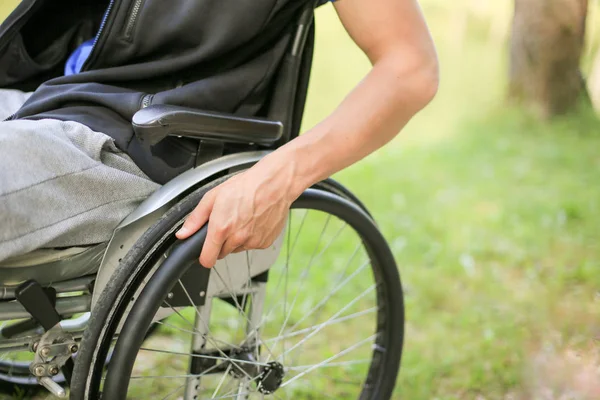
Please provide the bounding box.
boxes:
[132,105,283,146]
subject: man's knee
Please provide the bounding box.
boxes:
[0,120,100,194]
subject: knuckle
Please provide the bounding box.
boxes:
[233,231,250,244]
[214,224,230,238]
[247,237,262,249]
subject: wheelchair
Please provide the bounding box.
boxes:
[0,3,404,399]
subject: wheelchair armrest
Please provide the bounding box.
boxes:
[132,105,283,146]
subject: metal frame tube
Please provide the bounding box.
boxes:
[0,295,91,320]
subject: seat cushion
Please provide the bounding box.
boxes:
[0,244,106,287]
[0,247,90,267]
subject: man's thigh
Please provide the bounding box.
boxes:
[0,118,160,262]
[0,89,32,121]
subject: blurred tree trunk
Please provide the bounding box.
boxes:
[589,49,600,113]
[509,0,588,117]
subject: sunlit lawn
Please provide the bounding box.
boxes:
[1,1,600,399]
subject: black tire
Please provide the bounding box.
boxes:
[71,176,404,400]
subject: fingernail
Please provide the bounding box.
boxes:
[176,227,188,237]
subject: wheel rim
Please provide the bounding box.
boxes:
[92,189,404,399]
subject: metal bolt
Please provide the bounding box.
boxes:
[199,291,206,297]
[33,365,45,377]
[49,365,59,376]
[167,292,174,299]
[31,341,39,352]
[39,377,66,398]
[70,344,78,354]
[40,346,51,358]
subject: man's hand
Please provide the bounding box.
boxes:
[175,155,300,268]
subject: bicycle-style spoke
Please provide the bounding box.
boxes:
[262,307,378,345]
[211,364,232,398]
[222,257,248,342]
[160,382,186,400]
[277,284,377,361]
[284,257,370,335]
[271,214,332,361]
[138,347,269,368]
[234,210,306,361]
[163,299,239,350]
[304,243,365,332]
[210,392,253,400]
[154,320,202,336]
[211,267,276,361]
[281,210,293,366]
[286,359,370,372]
[280,334,377,388]
[173,281,257,382]
[128,358,222,381]
[288,209,309,257]
[212,376,239,399]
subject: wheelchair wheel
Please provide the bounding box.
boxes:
[71,175,404,399]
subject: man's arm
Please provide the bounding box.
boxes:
[176,0,439,267]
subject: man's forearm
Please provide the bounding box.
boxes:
[178,0,439,266]
[259,51,439,199]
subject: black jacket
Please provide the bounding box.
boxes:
[0,0,313,183]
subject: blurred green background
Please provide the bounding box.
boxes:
[1,1,600,399]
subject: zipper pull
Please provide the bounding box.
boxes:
[141,94,154,109]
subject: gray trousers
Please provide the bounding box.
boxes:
[0,89,160,263]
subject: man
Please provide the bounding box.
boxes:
[0,0,438,265]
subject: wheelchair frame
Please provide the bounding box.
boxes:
[0,1,404,398]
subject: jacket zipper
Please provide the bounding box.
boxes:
[141,94,154,108]
[124,0,145,40]
[81,0,116,72]
[3,113,16,122]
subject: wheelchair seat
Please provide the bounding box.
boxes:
[0,244,104,288]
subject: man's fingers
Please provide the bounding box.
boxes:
[176,190,216,239]
[218,232,249,260]
[231,246,246,254]
[199,220,226,268]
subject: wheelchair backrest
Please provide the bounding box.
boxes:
[266,1,318,146]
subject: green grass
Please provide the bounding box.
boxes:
[378,108,600,399]
[307,3,600,399]
[2,1,600,399]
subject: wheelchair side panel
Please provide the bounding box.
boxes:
[92,151,270,308]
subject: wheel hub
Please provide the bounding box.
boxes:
[257,361,285,394]
[227,349,261,378]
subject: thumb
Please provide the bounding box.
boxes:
[176,190,216,239]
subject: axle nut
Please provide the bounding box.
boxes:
[33,365,45,377]
[49,365,59,376]
[40,346,51,358]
